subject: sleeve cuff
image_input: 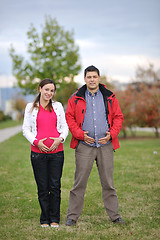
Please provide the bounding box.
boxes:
[33,139,39,146]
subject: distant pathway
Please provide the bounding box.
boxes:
[0,125,22,143]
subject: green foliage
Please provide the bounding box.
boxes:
[0,133,160,239]
[0,111,12,122]
[55,81,78,106]
[9,16,81,103]
[0,111,4,121]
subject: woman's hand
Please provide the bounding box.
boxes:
[49,137,62,151]
[38,138,50,152]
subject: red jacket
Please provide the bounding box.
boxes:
[66,84,123,150]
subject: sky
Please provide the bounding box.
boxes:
[0,0,160,87]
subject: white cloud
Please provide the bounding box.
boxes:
[77,54,160,83]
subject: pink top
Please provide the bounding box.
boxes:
[31,105,63,153]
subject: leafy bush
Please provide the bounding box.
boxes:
[0,110,12,122]
[0,111,4,121]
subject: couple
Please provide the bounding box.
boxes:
[22,65,125,228]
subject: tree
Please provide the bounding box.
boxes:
[9,16,81,104]
[55,81,79,109]
[134,84,160,138]
[13,98,26,112]
[124,63,160,138]
[116,86,136,138]
[0,111,4,121]
[100,75,116,92]
[12,97,27,121]
[135,63,160,84]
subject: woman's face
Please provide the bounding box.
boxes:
[39,83,55,102]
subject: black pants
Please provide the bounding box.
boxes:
[31,151,64,224]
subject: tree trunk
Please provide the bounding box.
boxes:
[129,127,136,137]
[155,127,159,138]
[123,129,127,138]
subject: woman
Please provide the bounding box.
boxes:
[22,78,68,228]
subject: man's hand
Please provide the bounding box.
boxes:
[98,132,111,145]
[84,131,95,145]
[49,137,62,151]
[38,138,50,152]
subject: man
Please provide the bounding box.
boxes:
[65,65,125,226]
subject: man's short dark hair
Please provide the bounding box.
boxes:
[84,65,100,77]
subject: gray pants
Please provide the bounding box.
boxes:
[67,142,120,221]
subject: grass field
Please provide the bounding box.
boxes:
[0,120,22,129]
[0,132,160,240]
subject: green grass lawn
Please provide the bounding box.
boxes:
[0,133,160,240]
[0,120,22,129]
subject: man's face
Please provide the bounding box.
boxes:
[84,71,100,93]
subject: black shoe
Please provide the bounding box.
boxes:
[112,217,125,224]
[66,219,76,226]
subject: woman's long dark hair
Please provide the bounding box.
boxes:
[32,78,56,112]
